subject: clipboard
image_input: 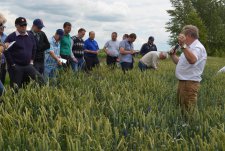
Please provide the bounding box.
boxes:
[5,41,16,50]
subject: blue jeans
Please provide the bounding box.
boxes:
[71,58,85,72]
[138,61,148,71]
[44,66,57,78]
[0,81,4,96]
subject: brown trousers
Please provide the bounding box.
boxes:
[177,80,200,112]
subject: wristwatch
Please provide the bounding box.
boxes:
[181,44,187,49]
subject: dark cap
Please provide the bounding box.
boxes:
[56,29,64,38]
[148,36,154,41]
[33,19,45,29]
[15,17,27,26]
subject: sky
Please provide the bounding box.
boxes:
[0,0,173,51]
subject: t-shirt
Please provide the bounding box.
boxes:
[104,40,120,57]
[119,39,134,63]
[176,39,207,82]
[140,51,160,69]
[60,34,71,56]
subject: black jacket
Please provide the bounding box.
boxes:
[140,43,157,56]
[29,30,50,63]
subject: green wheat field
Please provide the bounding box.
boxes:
[0,56,224,150]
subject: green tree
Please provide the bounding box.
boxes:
[166,0,208,48]
[191,0,225,56]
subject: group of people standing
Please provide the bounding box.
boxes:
[0,14,208,114]
[0,16,165,88]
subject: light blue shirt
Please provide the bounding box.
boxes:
[0,33,7,63]
[0,33,7,43]
[104,40,120,57]
[45,36,60,68]
[119,39,134,63]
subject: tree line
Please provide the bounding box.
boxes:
[166,0,225,56]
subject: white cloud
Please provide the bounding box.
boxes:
[0,0,172,50]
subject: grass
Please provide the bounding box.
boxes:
[0,56,224,150]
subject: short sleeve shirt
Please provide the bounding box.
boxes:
[119,39,134,63]
[175,39,207,82]
[45,36,60,68]
[84,38,99,57]
[104,40,120,57]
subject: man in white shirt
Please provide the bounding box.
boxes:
[170,25,207,112]
[103,32,120,66]
[138,51,168,71]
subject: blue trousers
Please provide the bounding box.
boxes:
[71,57,85,72]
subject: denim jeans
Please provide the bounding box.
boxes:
[0,81,4,96]
[71,57,85,72]
[138,61,148,71]
[44,66,57,78]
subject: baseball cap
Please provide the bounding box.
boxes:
[56,29,64,38]
[33,19,45,29]
[15,17,27,26]
[148,36,154,41]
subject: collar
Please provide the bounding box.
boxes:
[126,39,132,45]
[16,30,28,36]
[64,33,70,37]
[31,29,37,35]
[52,36,60,44]
[52,36,57,43]
[189,39,199,49]
[76,35,83,40]
[88,38,94,41]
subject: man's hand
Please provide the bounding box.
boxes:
[168,46,176,56]
[130,50,136,55]
[57,59,62,66]
[4,43,10,49]
[106,50,111,56]
[85,50,99,55]
[178,34,186,47]
[11,64,16,69]
[0,46,4,53]
[72,57,78,63]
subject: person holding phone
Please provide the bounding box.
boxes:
[170,25,207,113]
[119,33,137,72]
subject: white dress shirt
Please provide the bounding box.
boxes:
[140,51,160,69]
[176,39,207,82]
